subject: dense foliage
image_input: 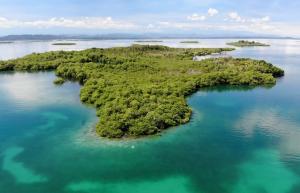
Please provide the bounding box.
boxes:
[0,45,284,138]
[227,40,270,47]
[53,77,66,85]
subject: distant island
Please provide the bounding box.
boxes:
[0,41,14,44]
[180,41,199,44]
[134,40,163,43]
[0,45,284,138]
[52,42,76,45]
[227,40,270,47]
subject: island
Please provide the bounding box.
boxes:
[52,42,76,45]
[134,40,163,43]
[180,41,199,44]
[227,40,270,47]
[0,41,14,44]
[0,45,284,138]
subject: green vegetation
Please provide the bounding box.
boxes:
[53,77,66,85]
[227,40,270,47]
[134,40,163,43]
[180,41,199,44]
[0,45,284,138]
[52,42,76,45]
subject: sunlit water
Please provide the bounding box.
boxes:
[0,39,300,193]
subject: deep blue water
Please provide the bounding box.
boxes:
[0,39,299,193]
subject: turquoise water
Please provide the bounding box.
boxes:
[0,39,300,193]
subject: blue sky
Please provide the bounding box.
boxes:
[0,0,299,36]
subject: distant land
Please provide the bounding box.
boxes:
[0,34,295,41]
[180,41,199,44]
[134,40,164,43]
[0,41,14,44]
[52,42,77,45]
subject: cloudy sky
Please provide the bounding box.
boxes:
[0,0,299,37]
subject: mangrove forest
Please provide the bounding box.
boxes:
[0,45,284,138]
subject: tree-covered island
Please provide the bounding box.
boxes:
[0,45,284,138]
[52,42,77,45]
[134,40,163,43]
[227,40,270,47]
[180,41,199,44]
[0,41,14,44]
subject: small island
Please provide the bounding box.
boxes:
[0,45,284,138]
[180,41,199,44]
[227,40,270,47]
[134,40,163,43]
[0,41,14,44]
[52,42,76,45]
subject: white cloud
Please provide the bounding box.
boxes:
[146,24,155,29]
[249,16,271,23]
[158,21,171,26]
[225,12,275,32]
[0,17,18,28]
[0,17,136,29]
[208,8,219,17]
[261,16,270,22]
[228,12,245,22]
[0,13,299,37]
[187,13,206,21]
[228,12,271,24]
[187,8,218,22]
[148,18,277,37]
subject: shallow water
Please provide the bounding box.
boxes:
[0,39,300,193]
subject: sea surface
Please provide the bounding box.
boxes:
[0,39,300,193]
